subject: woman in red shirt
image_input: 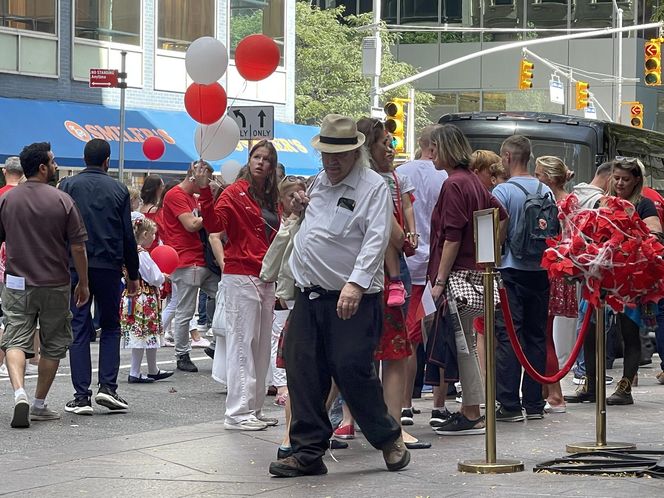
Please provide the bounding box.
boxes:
[139,175,164,252]
[198,140,280,431]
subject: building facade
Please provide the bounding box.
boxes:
[0,1,320,180]
[318,1,664,131]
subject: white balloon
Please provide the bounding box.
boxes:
[194,117,240,161]
[221,159,243,184]
[185,36,229,84]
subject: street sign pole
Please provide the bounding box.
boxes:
[118,51,127,183]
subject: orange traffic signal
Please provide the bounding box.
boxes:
[519,59,534,90]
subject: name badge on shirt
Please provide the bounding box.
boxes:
[6,274,25,291]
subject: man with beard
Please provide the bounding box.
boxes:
[0,142,89,428]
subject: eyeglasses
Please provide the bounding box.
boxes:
[281,175,306,184]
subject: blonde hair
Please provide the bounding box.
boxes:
[535,155,574,188]
[133,217,157,244]
[609,158,644,206]
[470,150,501,174]
[278,176,306,196]
[430,124,473,169]
[128,186,142,210]
[489,161,508,180]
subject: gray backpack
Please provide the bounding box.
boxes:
[507,180,560,261]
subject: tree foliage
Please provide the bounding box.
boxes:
[295,2,434,130]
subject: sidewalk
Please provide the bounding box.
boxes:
[1,359,664,496]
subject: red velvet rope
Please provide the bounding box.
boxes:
[498,286,593,384]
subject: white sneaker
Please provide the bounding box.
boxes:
[25,363,39,376]
[224,417,268,431]
[30,404,61,421]
[0,364,8,377]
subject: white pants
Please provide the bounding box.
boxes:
[218,274,275,424]
[553,316,577,367]
[267,309,289,388]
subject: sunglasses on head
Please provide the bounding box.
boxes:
[615,156,638,164]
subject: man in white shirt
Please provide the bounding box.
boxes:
[396,125,448,426]
[268,114,410,478]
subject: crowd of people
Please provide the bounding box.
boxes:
[1,113,663,478]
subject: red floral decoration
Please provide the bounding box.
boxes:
[542,195,664,311]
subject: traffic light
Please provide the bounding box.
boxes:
[644,39,662,86]
[519,59,534,90]
[384,100,405,153]
[575,81,590,110]
[630,103,643,128]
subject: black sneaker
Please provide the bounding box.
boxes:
[401,408,414,426]
[95,386,128,411]
[64,397,93,415]
[495,405,524,422]
[434,413,485,436]
[429,407,453,427]
[177,353,198,372]
[203,346,215,359]
[525,411,544,420]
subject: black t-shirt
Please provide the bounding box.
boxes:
[636,197,658,220]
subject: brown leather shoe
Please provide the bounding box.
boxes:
[382,436,411,471]
[268,456,328,478]
[606,377,634,406]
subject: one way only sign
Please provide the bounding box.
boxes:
[227,106,274,140]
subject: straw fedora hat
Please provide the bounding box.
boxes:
[311,114,366,153]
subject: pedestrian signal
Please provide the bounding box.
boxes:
[519,59,534,90]
[575,81,590,110]
[384,100,405,153]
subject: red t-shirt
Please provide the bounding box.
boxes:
[143,208,161,253]
[0,184,15,197]
[642,187,664,229]
[160,185,205,268]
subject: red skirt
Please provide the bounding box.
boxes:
[375,282,412,361]
[548,277,578,318]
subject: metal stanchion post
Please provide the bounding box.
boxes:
[566,301,635,453]
[459,208,524,474]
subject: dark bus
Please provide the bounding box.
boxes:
[438,112,664,189]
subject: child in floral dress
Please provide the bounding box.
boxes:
[121,218,173,383]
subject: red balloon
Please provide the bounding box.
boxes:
[235,34,280,81]
[151,245,180,274]
[184,83,227,124]
[142,136,165,161]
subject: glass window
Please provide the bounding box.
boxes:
[0,0,56,34]
[157,0,214,52]
[75,0,141,45]
[230,0,284,65]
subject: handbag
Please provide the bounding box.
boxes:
[392,172,415,257]
[446,270,500,318]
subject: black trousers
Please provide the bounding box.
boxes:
[284,289,401,467]
[584,312,640,390]
[495,268,549,414]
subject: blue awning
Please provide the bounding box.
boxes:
[0,96,322,176]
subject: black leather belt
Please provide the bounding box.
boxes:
[301,285,340,300]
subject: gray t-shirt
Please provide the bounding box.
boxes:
[0,182,87,286]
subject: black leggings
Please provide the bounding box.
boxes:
[584,312,641,388]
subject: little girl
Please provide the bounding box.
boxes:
[121,218,174,383]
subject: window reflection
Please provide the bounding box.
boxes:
[157,0,214,52]
[75,0,141,45]
[230,0,285,65]
[0,0,56,34]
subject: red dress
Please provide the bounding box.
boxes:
[375,276,412,361]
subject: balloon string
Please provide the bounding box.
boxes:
[199,80,248,159]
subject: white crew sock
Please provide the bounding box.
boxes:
[33,398,45,409]
[130,348,144,378]
[14,387,27,402]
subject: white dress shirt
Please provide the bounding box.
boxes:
[290,164,391,293]
[396,159,447,284]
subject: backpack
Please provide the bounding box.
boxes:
[507,180,560,261]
